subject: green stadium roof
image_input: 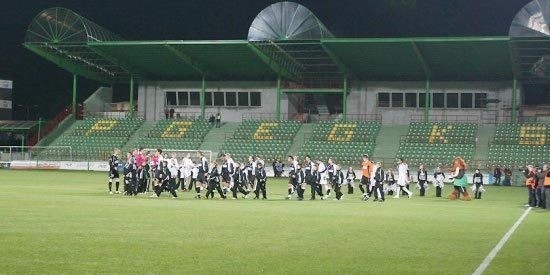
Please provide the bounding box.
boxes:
[27,37,517,84]
[23,6,547,86]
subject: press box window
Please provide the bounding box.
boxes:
[432,93,444,108]
[214,92,224,106]
[405,93,417,108]
[165,91,177,106]
[177,92,189,106]
[461,93,473,108]
[447,93,458,108]
[378,93,390,107]
[205,92,213,106]
[238,92,249,106]
[226,92,237,106]
[391,93,403,108]
[190,92,200,106]
[250,92,261,106]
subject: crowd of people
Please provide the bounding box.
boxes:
[107,148,533,204]
[108,149,268,200]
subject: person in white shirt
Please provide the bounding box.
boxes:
[180,153,194,191]
[394,158,412,198]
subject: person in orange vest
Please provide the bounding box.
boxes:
[543,165,550,210]
[523,165,537,207]
[360,155,373,201]
[535,165,546,208]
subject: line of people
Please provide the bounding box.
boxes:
[106,148,488,202]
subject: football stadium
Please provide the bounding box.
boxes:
[2,1,550,274]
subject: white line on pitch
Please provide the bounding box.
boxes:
[472,207,532,275]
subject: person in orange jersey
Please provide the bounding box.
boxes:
[360,155,373,201]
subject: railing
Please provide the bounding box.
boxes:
[28,105,76,146]
[85,111,145,119]
[241,113,291,121]
[241,113,381,122]
[410,114,480,124]
[0,146,73,162]
[159,111,216,120]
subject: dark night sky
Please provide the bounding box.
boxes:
[0,0,531,119]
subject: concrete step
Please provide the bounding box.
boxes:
[199,122,241,155]
[473,125,494,161]
[287,123,315,155]
[372,125,409,162]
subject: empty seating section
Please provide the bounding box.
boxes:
[397,122,477,167]
[44,118,144,160]
[489,123,550,167]
[221,120,301,163]
[299,121,380,165]
[133,119,211,150]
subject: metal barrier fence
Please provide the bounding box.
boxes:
[0,146,73,162]
[410,114,481,124]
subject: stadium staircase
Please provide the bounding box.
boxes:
[396,122,478,168]
[199,122,241,156]
[371,125,410,165]
[287,123,314,156]
[35,115,77,147]
[488,123,550,168]
[220,120,302,163]
[297,120,381,165]
[472,125,494,165]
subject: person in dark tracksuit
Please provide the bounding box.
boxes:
[417,165,428,197]
[205,162,226,199]
[373,162,385,202]
[346,166,356,194]
[295,165,306,201]
[472,169,484,199]
[254,162,268,200]
[231,163,249,199]
[139,156,151,193]
[195,152,209,199]
[535,166,546,208]
[221,154,235,197]
[433,164,445,197]
[312,164,325,200]
[151,161,178,198]
[108,149,121,194]
[286,156,298,200]
[333,165,345,200]
[304,156,323,200]
[124,156,138,196]
[386,168,396,196]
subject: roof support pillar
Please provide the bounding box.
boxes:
[343,77,348,121]
[512,78,517,123]
[424,78,430,123]
[200,77,206,119]
[72,74,77,117]
[276,76,282,121]
[129,75,135,117]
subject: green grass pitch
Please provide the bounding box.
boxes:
[1,170,549,274]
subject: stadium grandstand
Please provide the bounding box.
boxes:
[13,0,550,172]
